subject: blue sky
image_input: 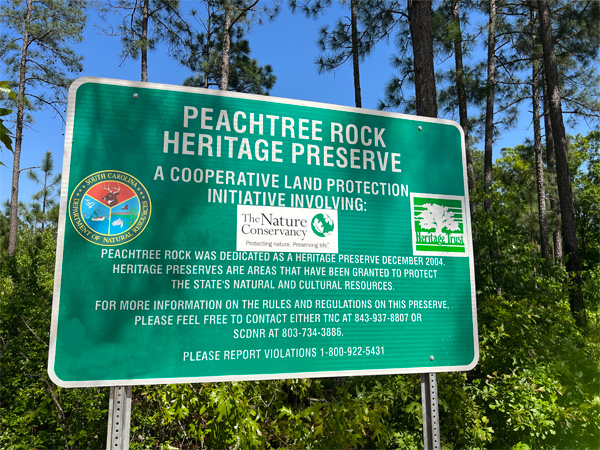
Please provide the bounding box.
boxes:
[0,2,593,207]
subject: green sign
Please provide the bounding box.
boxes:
[49,78,478,387]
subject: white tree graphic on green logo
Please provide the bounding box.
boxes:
[417,203,461,236]
[410,193,468,256]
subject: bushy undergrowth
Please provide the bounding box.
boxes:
[0,230,108,450]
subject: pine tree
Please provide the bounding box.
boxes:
[483,0,497,213]
[293,0,363,108]
[537,0,584,323]
[405,2,442,448]
[179,2,221,89]
[451,0,475,200]
[0,0,86,256]
[181,3,276,94]
[26,150,61,231]
[549,0,600,123]
[543,89,563,262]
[538,0,599,266]
[434,0,478,206]
[530,7,549,262]
[216,0,278,91]
[534,1,599,266]
[408,0,436,118]
[312,0,365,107]
[488,0,598,264]
[293,0,400,108]
[98,0,188,82]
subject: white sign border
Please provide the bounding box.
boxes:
[48,77,479,388]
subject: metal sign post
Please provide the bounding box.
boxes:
[106,386,132,450]
[421,372,441,450]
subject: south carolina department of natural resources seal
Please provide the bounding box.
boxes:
[69,170,151,246]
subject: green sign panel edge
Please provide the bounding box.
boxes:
[48,77,479,387]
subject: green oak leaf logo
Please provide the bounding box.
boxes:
[311,213,335,237]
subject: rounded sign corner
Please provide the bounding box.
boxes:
[48,366,72,388]
[450,119,466,141]
[69,76,98,94]
[465,348,480,372]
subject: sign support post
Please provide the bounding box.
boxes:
[421,373,441,450]
[106,386,132,450]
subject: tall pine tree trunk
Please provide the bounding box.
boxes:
[452,0,475,210]
[533,74,549,262]
[531,8,549,262]
[41,171,48,232]
[408,3,441,448]
[537,0,584,323]
[220,5,232,91]
[350,0,362,108]
[542,85,562,263]
[203,5,214,89]
[141,0,149,82]
[218,1,259,91]
[408,0,437,118]
[483,0,496,212]
[8,0,32,257]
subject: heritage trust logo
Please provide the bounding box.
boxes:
[69,171,151,246]
[237,205,338,254]
[410,193,468,256]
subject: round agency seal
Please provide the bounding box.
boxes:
[69,170,151,246]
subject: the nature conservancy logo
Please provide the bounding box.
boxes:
[237,205,338,253]
[410,193,468,256]
[69,170,151,246]
[311,213,335,237]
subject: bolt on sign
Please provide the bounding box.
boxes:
[49,78,478,387]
